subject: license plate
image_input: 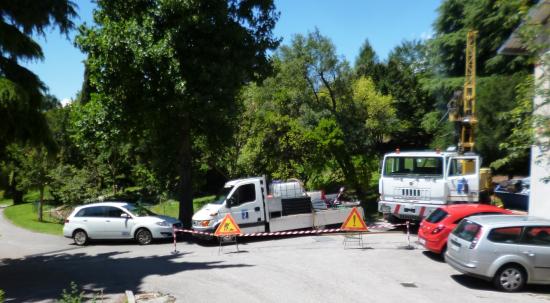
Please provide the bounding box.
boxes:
[418,237,426,246]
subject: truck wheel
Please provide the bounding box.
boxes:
[386,214,400,224]
[493,264,526,292]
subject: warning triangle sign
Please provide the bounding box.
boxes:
[341,207,368,231]
[214,214,242,236]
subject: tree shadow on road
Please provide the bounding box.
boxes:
[451,274,550,294]
[0,250,253,302]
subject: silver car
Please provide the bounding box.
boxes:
[445,215,550,292]
[63,202,182,245]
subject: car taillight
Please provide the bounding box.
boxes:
[469,227,483,249]
[431,225,444,234]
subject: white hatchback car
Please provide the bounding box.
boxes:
[63,202,182,245]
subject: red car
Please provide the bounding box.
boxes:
[418,204,512,255]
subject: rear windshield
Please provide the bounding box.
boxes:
[452,220,481,242]
[425,208,448,223]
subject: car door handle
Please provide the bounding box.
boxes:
[522,251,535,257]
[83,220,87,222]
[254,207,261,212]
[105,220,111,222]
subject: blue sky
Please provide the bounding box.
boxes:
[23,0,441,103]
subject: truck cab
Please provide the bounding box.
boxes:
[378,150,489,222]
[192,177,269,235]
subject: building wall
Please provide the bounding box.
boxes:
[529,51,550,219]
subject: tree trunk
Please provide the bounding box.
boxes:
[38,186,44,222]
[10,172,23,205]
[176,118,194,229]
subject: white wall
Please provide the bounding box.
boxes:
[529,51,550,219]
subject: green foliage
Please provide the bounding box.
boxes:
[432,0,532,76]
[235,31,395,206]
[58,282,84,303]
[48,164,102,205]
[0,288,4,303]
[0,0,76,154]
[491,75,534,171]
[76,0,279,227]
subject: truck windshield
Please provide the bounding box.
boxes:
[211,186,234,205]
[384,156,443,178]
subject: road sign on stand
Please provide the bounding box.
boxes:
[341,207,368,249]
[214,214,242,236]
[341,207,368,231]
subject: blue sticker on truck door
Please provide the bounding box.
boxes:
[241,210,249,219]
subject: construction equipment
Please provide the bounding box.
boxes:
[377,31,493,223]
[449,30,478,153]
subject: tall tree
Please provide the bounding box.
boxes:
[237,31,396,212]
[0,0,76,154]
[432,0,533,76]
[77,0,279,228]
[375,40,435,149]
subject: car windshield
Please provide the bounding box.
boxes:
[210,186,234,205]
[383,156,443,178]
[122,204,156,217]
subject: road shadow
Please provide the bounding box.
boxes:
[451,274,550,294]
[422,251,445,263]
[0,250,253,302]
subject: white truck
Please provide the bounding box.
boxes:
[192,176,360,236]
[378,150,491,222]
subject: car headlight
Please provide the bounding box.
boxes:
[200,220,210,227]
[156,221,169,226]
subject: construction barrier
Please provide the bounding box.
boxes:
[172,221,412,238]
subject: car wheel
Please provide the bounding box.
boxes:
[73,230,88,246]
[493,265,526,292]
[135,228,153,245]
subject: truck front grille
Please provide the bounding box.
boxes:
[395,188,430,200]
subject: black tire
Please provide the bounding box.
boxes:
[386,214,401,224]
[135,228,153,245]
[493,265,526,292]
[73,230,88,246]
[439,245,447,260]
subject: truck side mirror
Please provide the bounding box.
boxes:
[226,196,236,208]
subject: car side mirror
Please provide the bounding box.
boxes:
[121,213,131,219]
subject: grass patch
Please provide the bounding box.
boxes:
[150,195,215,218]
[3,203,63,235]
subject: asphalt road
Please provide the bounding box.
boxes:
[1,209,549,303]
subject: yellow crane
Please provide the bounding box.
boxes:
[450,30,478,153]
[449,30,492,192]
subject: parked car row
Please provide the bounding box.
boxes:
[418,203,550,292]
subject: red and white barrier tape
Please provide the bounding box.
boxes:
[173,221,409,238]
[173,228,344,237]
